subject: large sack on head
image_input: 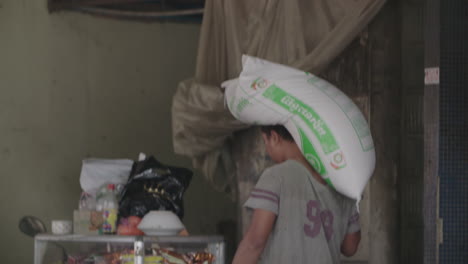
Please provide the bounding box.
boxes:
[223,55,375,201]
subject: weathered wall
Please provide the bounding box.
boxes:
[0,1,236,263]
[400,0,426,263]
[423,0,440,263]
[366,1,401,263]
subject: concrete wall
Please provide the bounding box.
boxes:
[0,1,236,263]
[400,0,426,263]
[367,2,401,263]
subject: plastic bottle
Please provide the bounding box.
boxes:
[79,192,96,211]
[96,184,118,234]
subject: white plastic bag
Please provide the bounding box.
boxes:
[79,159,133,196]
[223,55,375,200]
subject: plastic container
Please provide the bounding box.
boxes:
[137,210,185,236]
[51,220,72,235]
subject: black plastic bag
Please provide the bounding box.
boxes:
[118,156,192,219]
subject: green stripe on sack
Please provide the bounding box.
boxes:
[297,127,327,176]
[324,178,336,190]
[263,85,340,154]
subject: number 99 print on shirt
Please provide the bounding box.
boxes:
[244,160,360,264]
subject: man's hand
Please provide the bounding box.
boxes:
[232,209,276,264]
[341,231,361,257]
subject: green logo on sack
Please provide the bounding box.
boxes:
[297,127,327,175]
[263,85,340,154]
[251,77,269,90]
[330,150,347,169]
[236,97,250,113]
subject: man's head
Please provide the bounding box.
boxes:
[260,125,294,142]
[260,125,295,163]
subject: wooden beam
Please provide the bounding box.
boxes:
[48,0,153,12]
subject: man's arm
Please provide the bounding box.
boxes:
[232,209,276,264]
[340,231,361,257]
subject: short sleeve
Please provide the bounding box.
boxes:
[346,204,361,234]
[244,167,281,215]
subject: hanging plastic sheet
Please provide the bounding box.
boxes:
[172,0,386,197]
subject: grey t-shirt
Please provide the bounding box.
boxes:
[244,160,360,264]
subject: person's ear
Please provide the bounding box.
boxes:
[270,130,281,145]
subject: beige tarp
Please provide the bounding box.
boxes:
[172,0,386,196]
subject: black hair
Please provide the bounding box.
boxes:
[260,125,294,142]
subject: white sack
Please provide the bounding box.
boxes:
[223,55,376,200]
[172,0,386,196]
[79,159,133,195]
